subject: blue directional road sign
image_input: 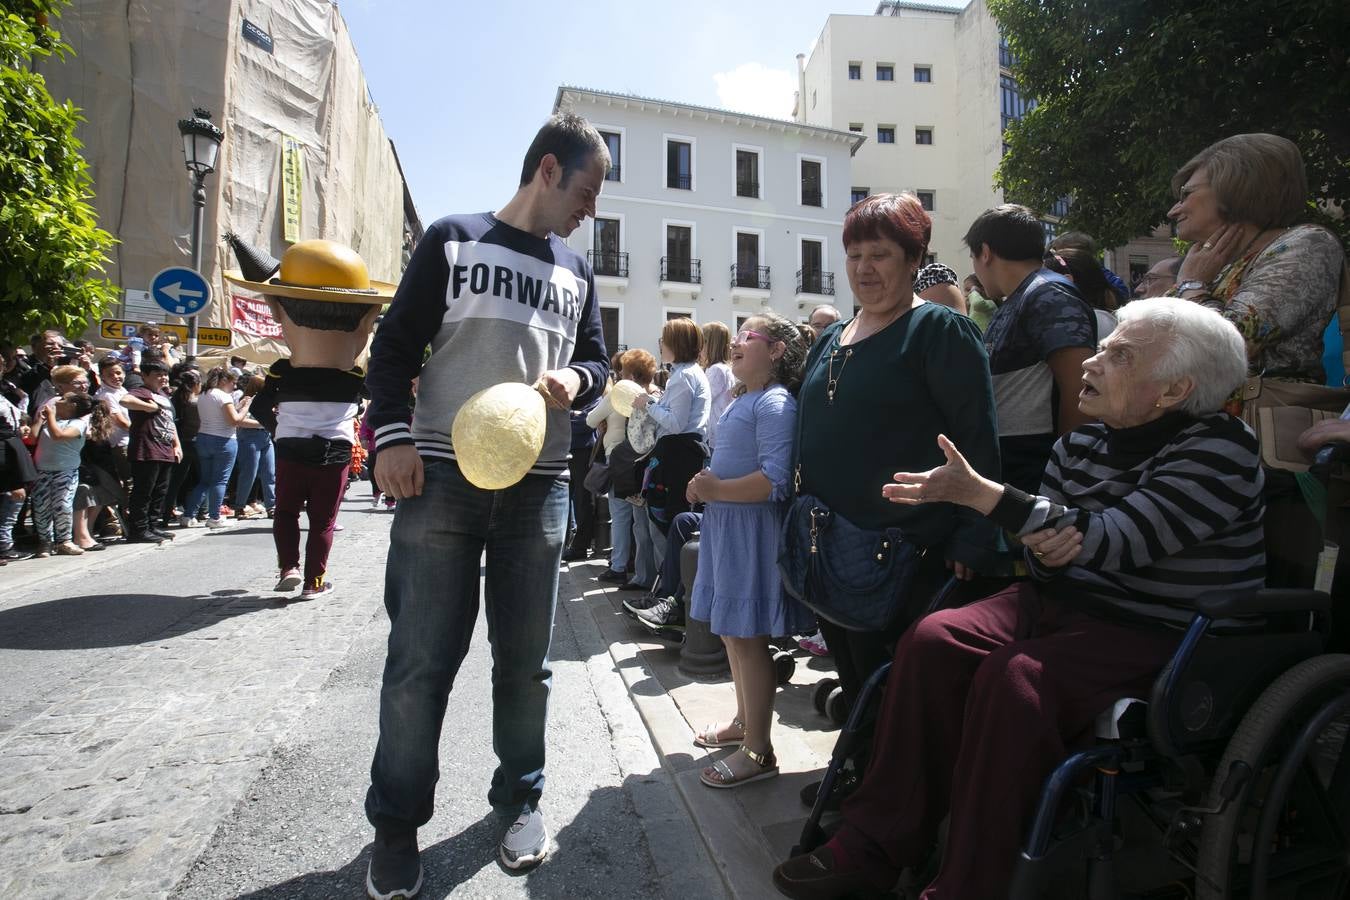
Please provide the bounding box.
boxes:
[149,266,212,317]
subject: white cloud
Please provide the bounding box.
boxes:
[712,63,796,119]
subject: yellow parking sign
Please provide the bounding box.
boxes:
[99,319,232,348]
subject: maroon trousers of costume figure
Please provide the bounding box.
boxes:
[273,458,349,586]
[830,581,1182,900]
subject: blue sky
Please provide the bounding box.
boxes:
[337,0,966,225]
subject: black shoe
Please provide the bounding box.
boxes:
[126,532,164,545]
[634,596,685,631]
[367,829,422,899]
[799,769,861,811]
[561,545,588,562]
[0,548,33,561]
[596,568,628,584]
[772,846,886,900]
[151,528,175,541]
[618,580,649,592]
[622,593,665,616]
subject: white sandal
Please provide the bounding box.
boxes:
[693,717,745,749]
[700,746,779,789]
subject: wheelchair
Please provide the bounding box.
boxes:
[793,446,1350,899]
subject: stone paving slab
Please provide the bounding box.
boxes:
[567,558,842,899]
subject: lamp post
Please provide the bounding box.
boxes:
[176,108,224,360]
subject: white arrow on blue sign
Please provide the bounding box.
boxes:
[149,266,212,317]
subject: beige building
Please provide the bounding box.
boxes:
[39,0,419,359]
[795,1,1012,269]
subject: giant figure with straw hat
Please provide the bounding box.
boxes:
[224,235,390,599]
[359,113,611,897]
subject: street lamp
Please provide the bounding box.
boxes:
[176,107,224,360]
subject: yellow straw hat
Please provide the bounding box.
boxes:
[223,239,397,304]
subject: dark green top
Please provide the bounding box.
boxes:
[796,302,1002,571]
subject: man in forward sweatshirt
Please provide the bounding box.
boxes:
[361,113,610,898]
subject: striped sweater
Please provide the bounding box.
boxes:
[988,412,1265,626]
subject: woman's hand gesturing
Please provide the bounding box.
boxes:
[882,434,1002,515]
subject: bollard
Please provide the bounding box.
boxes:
[677,536,730,679]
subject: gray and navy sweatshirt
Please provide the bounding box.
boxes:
[365,213,609,478]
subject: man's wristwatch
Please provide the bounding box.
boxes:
[1176,280,1208,293]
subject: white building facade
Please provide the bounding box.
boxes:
[554,87,864,354]
[794,1,1033,270]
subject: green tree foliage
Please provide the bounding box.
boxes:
[0,0,116,342]
[990,0,1350,247]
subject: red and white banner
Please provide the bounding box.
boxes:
[231,292,285,340]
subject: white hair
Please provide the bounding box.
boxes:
[809,304,841,321]
[1118,298,1248,415]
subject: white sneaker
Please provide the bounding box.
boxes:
[178,515,200,528]
[205,518,229,529]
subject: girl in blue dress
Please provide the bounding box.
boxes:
[687,312,813,788]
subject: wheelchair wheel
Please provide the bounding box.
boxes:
[1194,653,1350,900]
[773,649,797,686]
[813,678,839,715]
[826,686,851,725]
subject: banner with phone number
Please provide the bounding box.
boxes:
[230,292,284,340]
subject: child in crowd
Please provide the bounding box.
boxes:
[684,312,813,788]
[120,361,182,544]
[72,390,119,551]
[32,392,97,557]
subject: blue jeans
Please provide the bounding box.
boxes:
[233,428,276,510]
[628,499,656,588]
[185,433,238,520]
[0,493,22,547]
[659,511,702,599]
[365,458,568,831]
[607,489,633,574]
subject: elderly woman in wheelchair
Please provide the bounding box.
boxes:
[774,298,1350,899]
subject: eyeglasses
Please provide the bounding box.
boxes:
[733,329,773,346]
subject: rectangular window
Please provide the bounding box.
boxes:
[811,89,817,108]
[666,139,692,190]
[848,122,863,133]
[914,65,932,83]
[735,149,760,199]
[801,239,824,294]
[593,218,622,276]
[1000,74,1032,133]
[877,126,895,144]
[800,159,822,207]
[666,225,692,282]
[848,62,861,80]
[876,64,894,81]
[599,131,621,182]
[916,190,935,211]
[915,128,933,145]
[851,187,869,206]
[599,305,620,352]
[735,232,761,288]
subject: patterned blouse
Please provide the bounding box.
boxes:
[1197,224,1343,381]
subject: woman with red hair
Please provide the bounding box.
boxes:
[782,193,1002,798]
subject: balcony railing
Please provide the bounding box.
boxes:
[736,179,760,199]
[796,269,835,296]
[667,172,692,190]
[730,264,771,291]
[587,250,629,278]
[660,257,702,284]
[801,188,823,207]
[605,165,621,182]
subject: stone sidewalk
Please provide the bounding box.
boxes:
[563,556,842,900]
